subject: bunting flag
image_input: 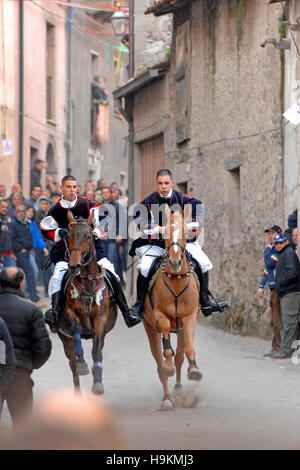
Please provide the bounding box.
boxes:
[50,0,129,12]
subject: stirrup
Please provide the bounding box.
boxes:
[124,309,142,328]
[44,309,59,333]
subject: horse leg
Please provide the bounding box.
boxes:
[161,332,175,377]
[155,313,175,378]
[143,319,174,411]
[58,332,81,393]
[181,312,203,382]
[91,317,107,396]
[174,328,185,389]
[71,320,89,376]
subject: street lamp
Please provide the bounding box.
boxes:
[110,7,128,37]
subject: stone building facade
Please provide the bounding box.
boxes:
[69,6,129,188]
[0,0,67,197]
[278,0,300,233]
[116,0,287,339]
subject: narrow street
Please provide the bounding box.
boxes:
[2,288,300,450]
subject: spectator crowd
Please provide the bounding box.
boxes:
[0,167,129,305]
[258,213,300,359]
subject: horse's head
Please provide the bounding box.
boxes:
[67,210,95,276]
[164,204,191,273]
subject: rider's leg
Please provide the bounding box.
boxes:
[131,272,149,317]
[44,261,68,332]
[98,258,142,328]
[186,242,228,316]
[131,245,165,318]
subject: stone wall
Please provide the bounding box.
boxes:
[163,0,285,338]
[135,2,172,73]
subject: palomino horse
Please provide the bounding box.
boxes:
[57,211,117,395]
[143,204,202,410]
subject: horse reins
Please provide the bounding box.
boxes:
[162,241,192,333]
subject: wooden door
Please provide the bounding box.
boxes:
[140,135,164,199]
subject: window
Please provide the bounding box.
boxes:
[227,167,242,235]
[91,52,99,81]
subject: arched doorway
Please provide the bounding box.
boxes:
[46,140,57,181]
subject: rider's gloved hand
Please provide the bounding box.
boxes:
[58,228,68,239]
[93,227,108,240]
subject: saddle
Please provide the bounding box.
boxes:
[146,256,164,309]
[57,267,115,324]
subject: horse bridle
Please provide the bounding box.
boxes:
[165,241,186,260]
[65,222,94,268]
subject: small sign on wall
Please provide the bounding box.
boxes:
[2,138,12,157]
[283,104,300,126]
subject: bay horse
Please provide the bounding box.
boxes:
[57,210,117,395]
[143,204,202,410]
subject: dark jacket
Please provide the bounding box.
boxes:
[0,317,17,394]
[30,167,41,191]
[0,316,16,365]
[130,190,203,255]
[0,287,51,371]
[259,246,278,290]
[0,214,13,254]
[275,244,300,298]
[8,216,33,254]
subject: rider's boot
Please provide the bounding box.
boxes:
[131,273,149,319]
[106,270,142,328]
[193,265,228,317]
[44,292,60,333]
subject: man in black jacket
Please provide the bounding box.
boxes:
[0,267,51,426]
[271,233,300,359]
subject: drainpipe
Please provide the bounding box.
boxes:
[66,2,73,175]
[129,0,134,78]
[118,96,134,297]
[18,1,24,186]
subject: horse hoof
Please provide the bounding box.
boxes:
[160,398,174,411]
[92,381,104,395]
[174,383,182,390]
[76,358,89,376]
[187,368,203,381]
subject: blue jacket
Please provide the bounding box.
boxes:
[8,216,33,254]
[28,220,46,250]
[259,245,279,290]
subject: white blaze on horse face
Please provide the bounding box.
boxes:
[173,228,180,253]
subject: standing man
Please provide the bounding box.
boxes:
[23,185,43,211]
[130,169,227,318]
[30,159,45,192]
[39,175,140,331]
[257,225,282,357]
[8,204,44,306]
[101,186,124,277]
[272,233,300,359]
[0,200,16,268]
[0,267,51,426]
